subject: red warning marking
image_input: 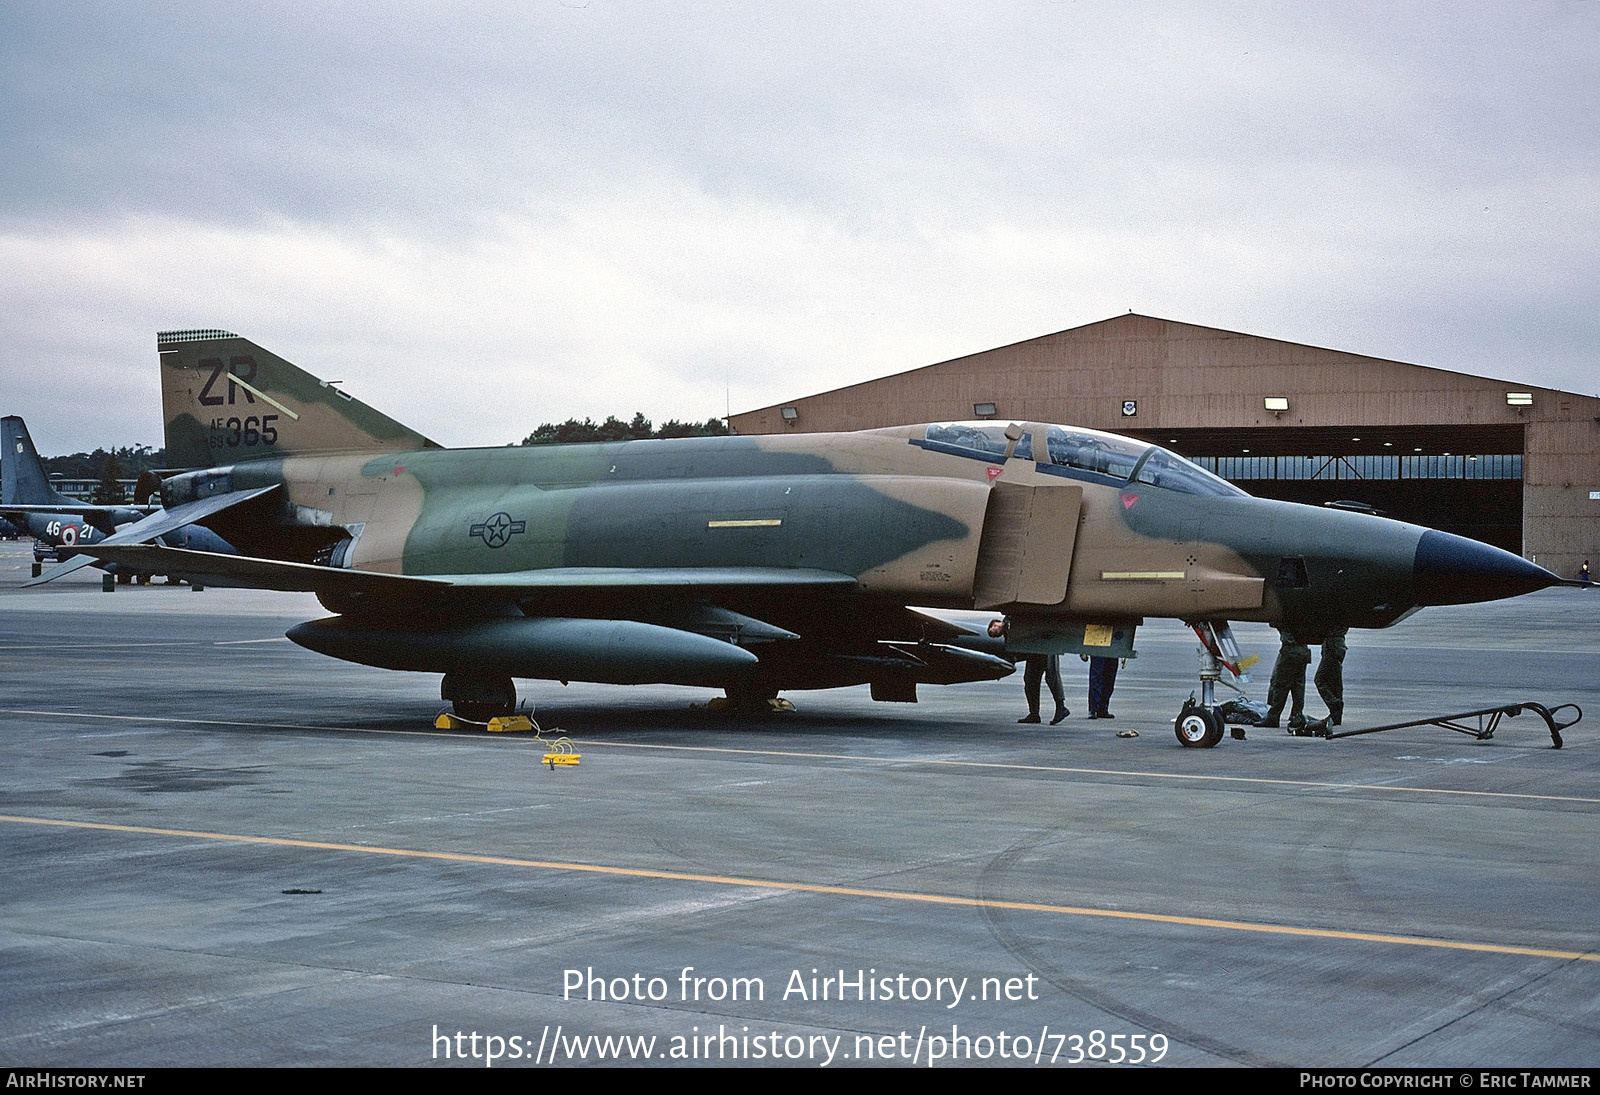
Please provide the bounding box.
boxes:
[1121,493,1139,509]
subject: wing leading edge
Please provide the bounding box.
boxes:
[70,542,860,600]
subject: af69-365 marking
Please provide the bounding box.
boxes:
[207,414,279,449]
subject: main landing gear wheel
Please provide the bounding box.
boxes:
[1174,704,1223,748]
[454,702,511,722]
[442,671,517,723]
[710,684,793,714]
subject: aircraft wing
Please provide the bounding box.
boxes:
[23,486,278,586]
[0,501,160,536]
[445,567,861,591]
[64,543,860,603]
[0,503,160,518]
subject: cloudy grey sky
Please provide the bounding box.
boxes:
[2,1,1595,453]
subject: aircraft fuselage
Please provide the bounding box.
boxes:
[164,422,1550,653]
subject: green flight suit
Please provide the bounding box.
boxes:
[1266,631,1312,724]
[1315,628,1348,724]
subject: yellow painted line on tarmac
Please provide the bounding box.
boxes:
[3,707,1595,805]
[3,810,1596,964]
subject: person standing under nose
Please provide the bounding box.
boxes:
[989,619,1068,724]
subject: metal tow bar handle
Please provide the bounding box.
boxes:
[1300,701,1582,748]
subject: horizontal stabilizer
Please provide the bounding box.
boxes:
[25,486,278,586]
[55,543,447,596]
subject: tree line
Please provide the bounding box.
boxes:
[13,417,731,506]
[519,414,729,446]
[40,445,165,480]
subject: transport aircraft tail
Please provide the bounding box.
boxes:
[1,416,75,506]
[158,329,438,469]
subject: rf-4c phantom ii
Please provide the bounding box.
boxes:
[39,330,1560,747]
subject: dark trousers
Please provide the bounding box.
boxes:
[1266,635,1312,719]
[1023,654,1063,716]
[1315,629,1348,715]
[1088,657,1118,715]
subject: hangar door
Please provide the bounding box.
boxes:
[1141,425,1525,554]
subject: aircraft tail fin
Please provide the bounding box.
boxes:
[158,329,438,469]
[1,416,75,506]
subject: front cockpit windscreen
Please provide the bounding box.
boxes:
[1035,425,1147,480]
[920,422,1246,498]
[1128,446,1245,497]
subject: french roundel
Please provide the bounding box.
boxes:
[60,525,78,546]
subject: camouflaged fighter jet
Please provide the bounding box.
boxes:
[40,330,1561,746]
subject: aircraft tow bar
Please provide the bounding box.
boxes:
[1292,702,1581,749]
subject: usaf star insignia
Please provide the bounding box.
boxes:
[469,511,526,548]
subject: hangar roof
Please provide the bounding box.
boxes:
[730,314,1598,438]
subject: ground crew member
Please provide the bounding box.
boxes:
[989,620,1068,724]
[1263,629,1312,730]
[1315,628,1348,727]
[1083,654,1119,718]
[1021,654,1069,724]
[1264,628,1347,729]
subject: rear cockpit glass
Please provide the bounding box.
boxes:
[923,422,1016,460]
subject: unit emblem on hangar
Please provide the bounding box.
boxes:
[469,512,526,548]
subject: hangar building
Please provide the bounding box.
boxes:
[730,314,1598,579]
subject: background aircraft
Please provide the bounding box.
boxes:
[2,415,234,582]
[1,415,156,576]
[47,331,1560,743]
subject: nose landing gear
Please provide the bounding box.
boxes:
[1174,621,1254,749]
[1174,703,1224,748]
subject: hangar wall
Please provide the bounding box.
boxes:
[730,315,1599,579]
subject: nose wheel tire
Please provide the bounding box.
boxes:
[1175,704,1223,748]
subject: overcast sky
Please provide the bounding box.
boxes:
[2,1,1595,453]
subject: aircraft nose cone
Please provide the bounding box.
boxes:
[1412,529,1560,606]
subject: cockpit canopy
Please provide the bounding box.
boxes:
[920,422,1246,498]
